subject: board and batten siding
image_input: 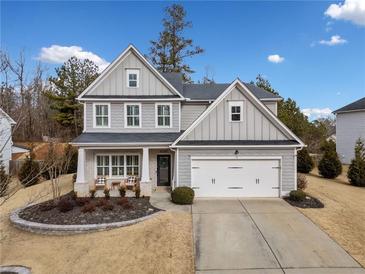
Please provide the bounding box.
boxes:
[263,101,277,115]
[184,87,288,141]
[181,104,208,130]
[84,102,180,132]
[86,52,174,97]
[336,111,365,164]
[177,148,296,194]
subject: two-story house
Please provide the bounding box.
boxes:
[71,45,304,198]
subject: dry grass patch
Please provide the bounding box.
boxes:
[0,175,194,274]
[300,167,365,267]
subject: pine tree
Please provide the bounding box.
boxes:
[149,4,204,82]
[348,138,365,187]
[297,148,314,173]
[318,140,342,179]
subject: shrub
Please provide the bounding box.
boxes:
[135,185,141,199]
[102,203,114,211]
[118,185,126,197]
[289,190,306,202]
[117,197,129,206]
[0,161,10,197]
[348,138,365,187]
[57,198,74,212]
[318,147,342,179]
[81,203,96,213]
[90,189,96,199]
[104,187,110,199]
[39,203,56,212]
[123,203,134,210]
[297,148,314,173]
[171,186,194,205]
[320,139,336,154]
[18,156,40,187]
[297,174,308,190]
[70,190,77,200]
[95,199,108,207]
[75,197,90,207]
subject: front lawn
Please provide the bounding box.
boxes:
[300,166,365,267]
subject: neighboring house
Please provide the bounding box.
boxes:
[333,97,365,164]
[0,108,16,173]
[71,45,304,198]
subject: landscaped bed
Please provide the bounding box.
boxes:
[284,195,324,209]
[18,192,161,225]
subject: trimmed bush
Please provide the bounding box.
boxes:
[318,151,342,179]
[123,203,134,210]
[297,148,314,173]
[171,186,194,205]
[289,190,306,201]
[102,203,114,211]
[57,198,74,212]
[95,199,108,207]
[0,161,9,197]
[18,156,40,187]
[348,138,365,187]
[118,185,126,197]
[81,203,96,213]
[75,197,90,207]
[117,197,128,206]
[297,174,308,190]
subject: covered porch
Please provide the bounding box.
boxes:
[74,146,176,197]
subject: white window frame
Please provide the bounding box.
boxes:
[96,155,110,177]
[229,101,244,122]
[93,103,111,128]
[111,155,125,177]
[124,103,142,128]
[126,69,140,88]
[126,155,140,176]
[94,153,140,179]
[155,103,172,128]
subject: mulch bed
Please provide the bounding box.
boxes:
[18,192,161,225]
[284,195,324,209]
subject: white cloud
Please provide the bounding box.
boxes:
[302,108,333,120]
[325,0,365,26]
[37,45,110,71]
[319,35,347,46]
[267,54,284,63]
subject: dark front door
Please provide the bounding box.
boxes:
[157,155,171,186]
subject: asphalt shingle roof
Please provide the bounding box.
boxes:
[333,97,365,113]
[176,140,300,146]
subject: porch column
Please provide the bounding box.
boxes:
[140,147,152,196]
[75,148,88,197]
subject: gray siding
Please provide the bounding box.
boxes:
[87,52,174,96]
[184,87,288,141]
[336,111,365,164]
[84,102,180,132]
[263,101,277,115]
[0,115,13,173]
[177,148,296,194]
[181,103,208,130]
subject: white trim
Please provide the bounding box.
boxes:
[260,98,283,102]
[77,44,185,100]
[126,69,140,88]
[83,102,86,132]
[171,144,302,148]
[172,79,305,147]
[93,103,111,128]
[334,109,365,114]
[124,103,142,128]
[228,101,244,122]
[176,148,179,187]
[178,101,181,132]
[71,146,169,150]
[79,98,185,102]
[155,102,172,128]
[70,142,171,147]
[294,149,298,191]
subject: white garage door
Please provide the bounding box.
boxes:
[191,158,280,197]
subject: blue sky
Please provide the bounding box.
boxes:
[2,1,365,119]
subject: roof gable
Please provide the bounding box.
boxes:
[172,79,304,147]
[334,97,365,114]
[0,108,16,125]
[78,45,184,100]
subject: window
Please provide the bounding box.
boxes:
[111,155,124,176]
[156,103,171,127]
[96,155,109,176]
[126,155,139,176]
[229,101,244,122]
[126,69,139,88]
[94,104,110,127]
[125,103,141,127]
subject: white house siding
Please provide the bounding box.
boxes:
[86,52,174,97]
[336,111,365,164]
[0,115,13,173]
[84,102,180,132]
[263,101,277,115]
[181,103,208,130]
[177,148,296,195]
[184,87,288,141]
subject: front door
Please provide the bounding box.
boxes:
[157,155,171,186]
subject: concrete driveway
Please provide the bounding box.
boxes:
[193,199,364,274]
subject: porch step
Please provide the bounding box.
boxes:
[154,186,171,193]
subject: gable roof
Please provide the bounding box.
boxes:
[0,108,16,125]
[161,72,282,101]
[333,97,365,114]
[171,79,305,147]
[77,45,185,100]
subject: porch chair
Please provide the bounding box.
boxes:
[94,176,107,190]
[125,176,137,187]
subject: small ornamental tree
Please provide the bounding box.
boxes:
[297,148,314,173]
[18,155,40,187]
[318,141,342,179]
[347,138,365,187]
[0,161,10,197]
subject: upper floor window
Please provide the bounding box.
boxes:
[156,103,171,128]
[125,103,141,128]
[126,69,139,88]
[94,103,110,128]
[229,101,243,122]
